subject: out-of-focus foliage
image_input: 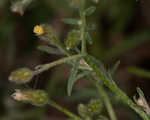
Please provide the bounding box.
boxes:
[1,0,150,119]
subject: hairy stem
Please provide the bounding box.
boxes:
[80,0,87,55]
[96,82,117,120]
[84,56,149,120]
[48,100,81,120]
[79,1,117,119]
[89,76,117,120]
[59,1,149,120]
[34,54,83,75]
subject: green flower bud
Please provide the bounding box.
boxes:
[12,89,48,106]
[34,24,61,47]
[78,104,89,118]
[134,96,150,115]
[87,99,103,116]
[9,68,33,84]
[66,30,80,50]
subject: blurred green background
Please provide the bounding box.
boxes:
[0,0,150,119]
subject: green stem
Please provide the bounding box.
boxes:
[48,100,81,120]
[59,2,149,119]
[89,76,117,120]
[95,81,117,120]
[84,56,149,120]
[34,54,83,75]
[128,67,150,78]
[58,43,73,56]
[80,0,87,55]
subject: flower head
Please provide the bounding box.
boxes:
[33,25,44,36]
[33,24,61,47]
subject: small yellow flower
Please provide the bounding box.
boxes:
[33,25,44,35]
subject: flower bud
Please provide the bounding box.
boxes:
[135,87,150,114]
[87,99,103,116]
[33,24,61,47]
[78,104,89,118]
[135,97,150,115]
[66,30,80,50]
[136,97,145,107]
[9,68,33,84]
[12,89,48,106]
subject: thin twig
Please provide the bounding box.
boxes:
[34,54,83,75]
[84,56,149,120]
[48,100,81,120]
[80,0,87,55]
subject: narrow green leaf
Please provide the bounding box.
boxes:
[136,87,145,98]
[133,95,137,103]
[38,45,63,55]
[87,55,116,85]
[86,32,93,45]
[87,55,106,75]
[63,18,79,25]
[128,67,150,78]
[110,60,120,75]
[67,61,79,96]
[77,71,91,79]
[84,6,96,16]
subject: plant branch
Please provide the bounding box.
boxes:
[48,100,81,120]
[95,81,117,120]
[89,76,117,120]
[60,2,149,120]
[34,54,83,75]
[80,0,87,55]
[84,56,149,120]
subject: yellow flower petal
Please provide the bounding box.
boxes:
[33,25,44,35]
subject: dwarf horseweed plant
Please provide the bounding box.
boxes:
[9,0,150,120]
